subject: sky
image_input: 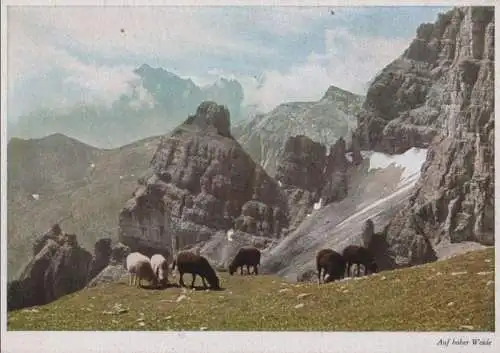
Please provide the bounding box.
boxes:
[7,5,452,120]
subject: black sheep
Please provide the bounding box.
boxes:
[228,247,261,275]
[172,251,221,290]
[316,248,346,284]
[342,245,378,277]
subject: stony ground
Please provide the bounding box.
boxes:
[8,248,494,331]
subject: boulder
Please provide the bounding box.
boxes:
[8,231,92,311]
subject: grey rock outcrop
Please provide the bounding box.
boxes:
[274,134,352,230]
[354,6,495,265]
[87,238,112,282]
[109,242,131,266]
[32,224,63,256]
[275,135,327,193]
[361,219,375,248]
[346,130,363,165]
[87,242,131,288]
[8,228,92,311]
[119,101,289,257]
[320,137,349,204]
[275,136,326,229]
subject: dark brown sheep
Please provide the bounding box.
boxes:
[316,248,346,284]
[342,245,378,277]
[172,251,221,290]
[229,247,261,275]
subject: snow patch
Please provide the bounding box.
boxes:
[334,180,417,229]
[90,163,95,168]
[227,229,234,242]
[364,147,428,187]
[278,180,282,187]
[313,198,323,210]
[345,153,353,163]
[360,151,371,159]
[32,194,40,200]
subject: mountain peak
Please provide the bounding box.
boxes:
[134,64,178,80]
[185,101,231,138]
[136,63,152,72]
[321,85,362,101]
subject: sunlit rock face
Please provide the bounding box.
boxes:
[260,6,494,279]
[355,6,494,265]
[118,101,289,257]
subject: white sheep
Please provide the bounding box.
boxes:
[126,252,157,287]
[151,254,171,287]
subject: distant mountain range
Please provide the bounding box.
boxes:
[8,64,245,148]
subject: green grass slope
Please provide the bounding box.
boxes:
[7,134,162,280]
[8,248,494,331]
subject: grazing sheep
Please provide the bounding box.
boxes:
[316,248,346,284]
[172,251,221,290]
[151,254,171,287]
[229,246,261,276]
[342,245,378,277]
[126,252,158,288]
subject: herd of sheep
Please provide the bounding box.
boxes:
[126,244,378,290]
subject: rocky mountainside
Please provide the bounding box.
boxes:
[233,86,362,176]
[260,6,494,279]
[9,64,245,148]
[273,134,356,232]
[7,133,162,279]
[355,6,494,266]
[118,101,289,258]
[260,147,432,280]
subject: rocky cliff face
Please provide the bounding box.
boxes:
[87,238,113,281]
[275,135,326,230]
[233,86,362,177]
[274,135,352,230]
[118,102,289,257]
[8,224,131,311]
[8,225,93,311]
[355,6,494,265]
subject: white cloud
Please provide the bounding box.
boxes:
[62,60,139,105]
[128,83,156,109]
[237,29,412,112]
[7,6,283,116]
[7,5,418,120]
[8,8,141,110]
[12,7,276,60]
[7,14,63,88]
